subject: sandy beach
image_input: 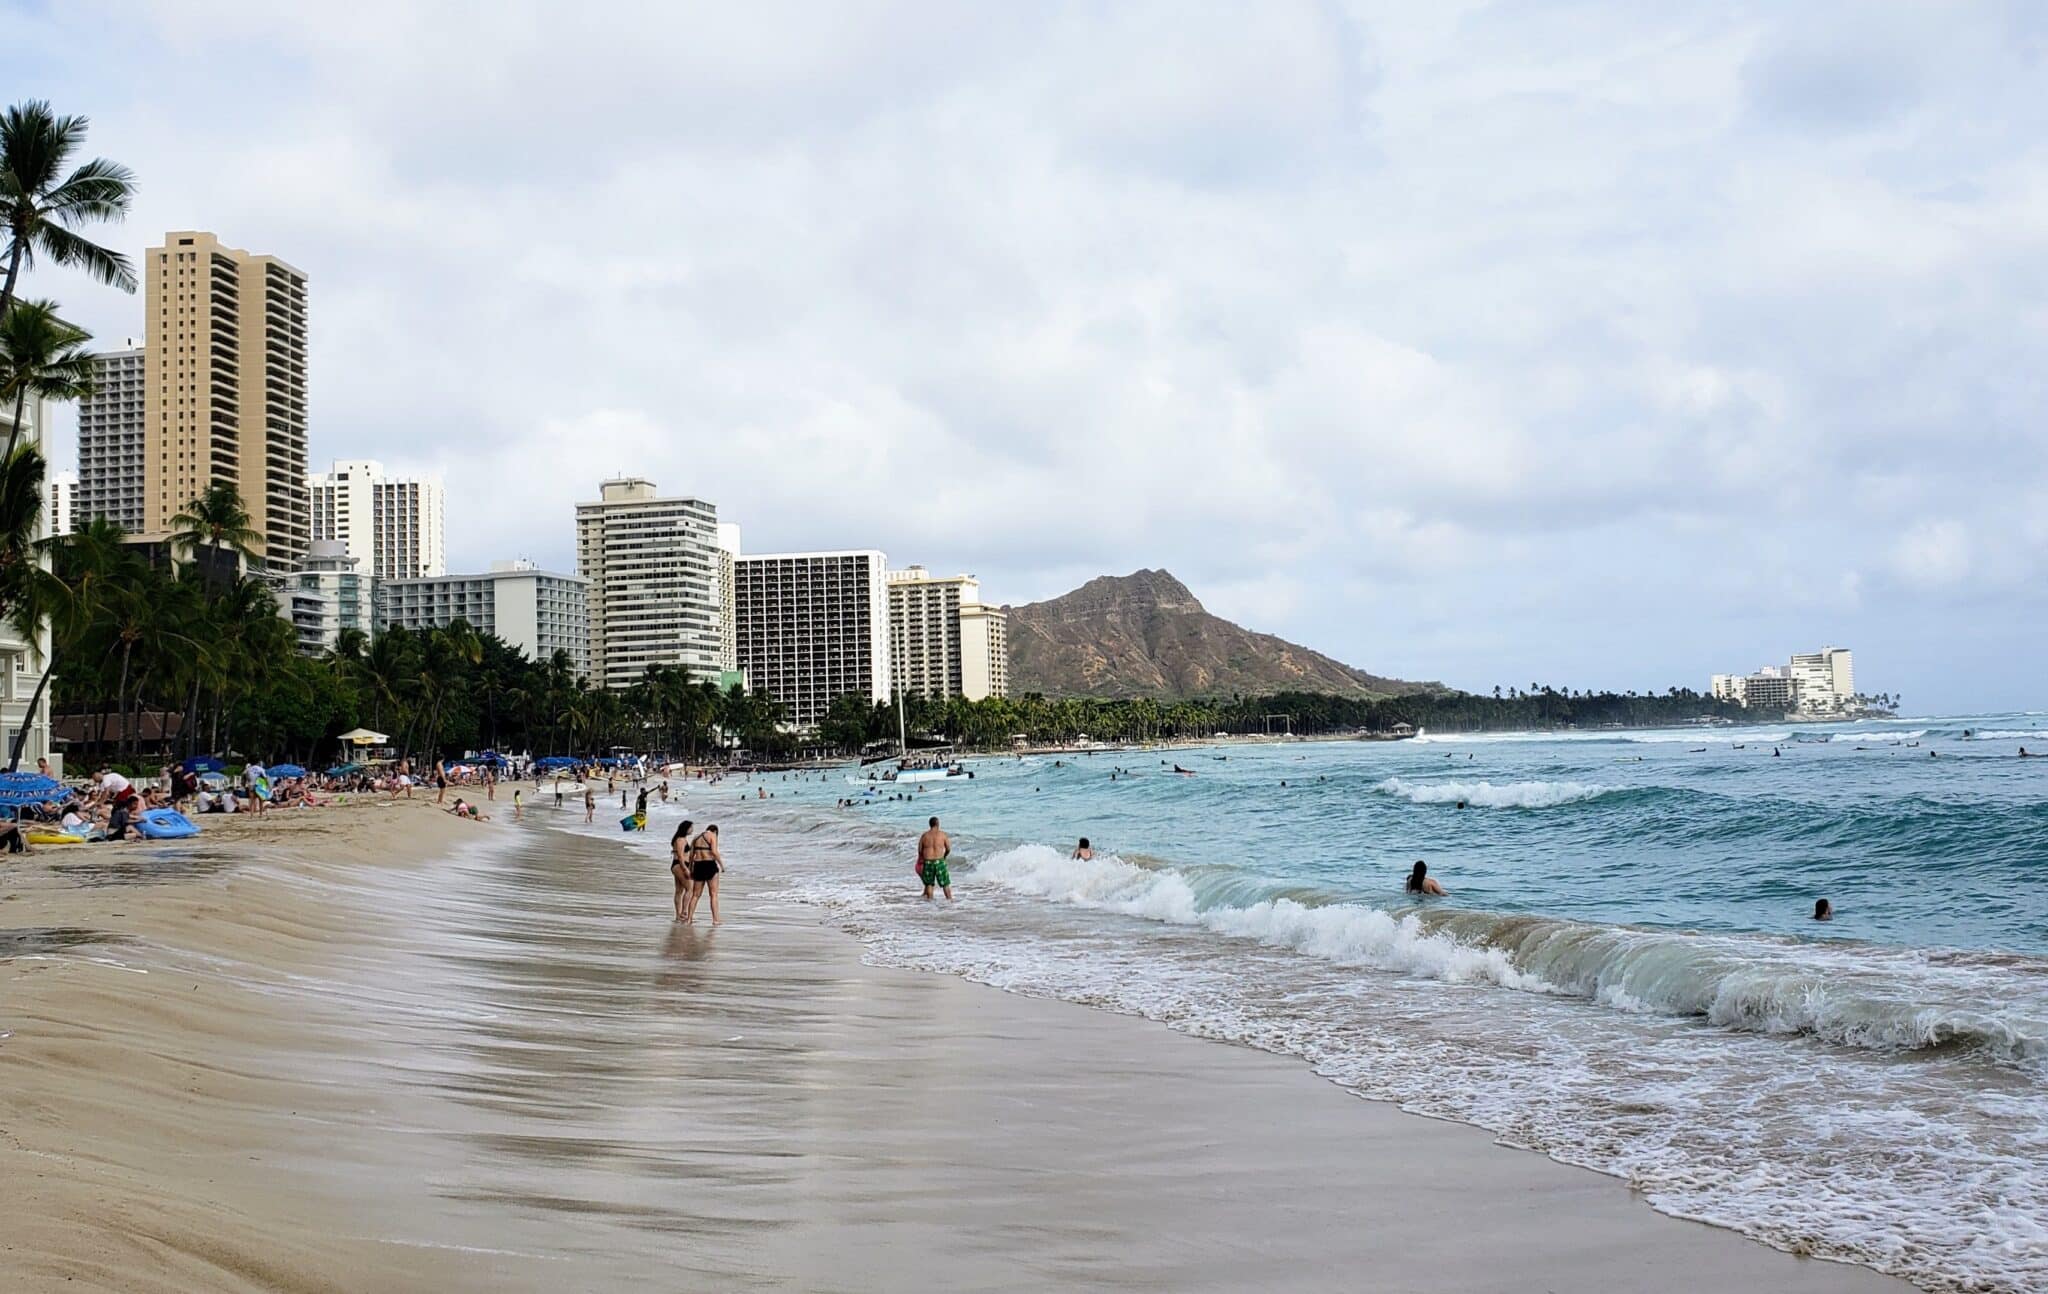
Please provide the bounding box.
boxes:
[1,797,1914,1292]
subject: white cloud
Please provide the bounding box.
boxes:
[7,0,2047,708]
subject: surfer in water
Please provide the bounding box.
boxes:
[1405,860,1446,896]
[917,817,953,901]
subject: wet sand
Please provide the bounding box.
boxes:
[1,798,1912,1291]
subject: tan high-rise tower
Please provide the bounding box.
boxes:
[143,231,309,568]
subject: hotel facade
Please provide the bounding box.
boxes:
[141,231,310,567]
[310,458,446,580]
[575,479,724,689]
[886,565,1009,701]
[377,562,589,676]
[733,550,890,729]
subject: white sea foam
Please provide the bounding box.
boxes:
[1373,777,1611,809]
[1968,729,2048,741]
[1413,728,1790,745]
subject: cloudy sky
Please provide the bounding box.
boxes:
[6,1,2045,711]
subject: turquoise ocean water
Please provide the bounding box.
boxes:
[594,713,2048,1291]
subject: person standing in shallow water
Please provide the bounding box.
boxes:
[1406,860,1445,896]
[918,817,953,901]
[684,825,724,924]
[668,820,695,922]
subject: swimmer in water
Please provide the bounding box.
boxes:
[1813,898,1833,921]
[1072,837,1093,860]
[1405,860,1445,896]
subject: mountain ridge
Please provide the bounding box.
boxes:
[1004,569,1431,700]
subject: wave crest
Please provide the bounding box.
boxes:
[1374,777,1611,809]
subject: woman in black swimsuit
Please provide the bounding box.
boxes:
[668,820,695,922]
[685,825,724,925]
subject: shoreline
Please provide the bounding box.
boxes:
[2,795,1915,1291]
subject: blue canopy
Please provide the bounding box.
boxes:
[0,769,62,805]
[474,752,509,767]
[326,762,363,776]
[268,763,307,779]
[180,755,225,774]
[534,756,581,770]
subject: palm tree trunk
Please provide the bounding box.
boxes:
[6,663,54,771]
[3,388,27,464]
[114,641,134,764]
[0,241,23,332]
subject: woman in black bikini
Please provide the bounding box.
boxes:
[668,820,695,922]
[684,825,724,925]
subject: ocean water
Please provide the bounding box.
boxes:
[673,713,2048,1293]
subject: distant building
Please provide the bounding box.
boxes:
[1789,647,1854,713]
[886,565,1009,701]
[716,522,741,673]
[575,478,723,689]
[733,550,890,729]
[310,459,445,580]
[281,540,374,656]
[1710,648,1854,713]
[74,341,145,532]
[143,232,309,568]
[377,561,588,676]
[44,470,76,538]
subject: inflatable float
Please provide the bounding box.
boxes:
[134,808,201,840]
[26,829,86,845]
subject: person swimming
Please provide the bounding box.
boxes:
[1072,837,1093,860]
[1405,860,1445,896]
[1813,898,1833,921]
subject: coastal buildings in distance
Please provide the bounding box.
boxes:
[576,478,726,690]
[1711,647,1857,715]
[732,550,891,729]
[887,565,1008,702]
[310,459,445,580]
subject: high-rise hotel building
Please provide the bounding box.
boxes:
[141,231,310,567]
[575,478,724,689]
[310,459,446,580]
[74,340,146,532]
[733,550,890,729]
[886,566,1009,701]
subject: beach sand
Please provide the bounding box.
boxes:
[1,797,1912,1292]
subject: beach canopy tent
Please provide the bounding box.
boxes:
[0,770,63,805]
[268,763,307,779]
[474,751,509,768]
[338,728,388,746]
[179,755,225,774]
[534,756,581,771]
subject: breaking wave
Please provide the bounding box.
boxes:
[1373,777,1612,809]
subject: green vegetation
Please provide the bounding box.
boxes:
[824,685,1777,752]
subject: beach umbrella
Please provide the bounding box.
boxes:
[179,755,225,774]
[326,762,364,777]
[268,763,307,779]
[0,769,62,805]
[338,728,389,746]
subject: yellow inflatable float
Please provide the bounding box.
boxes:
[26,829,87,845]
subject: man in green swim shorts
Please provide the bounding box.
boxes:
[917,816,953,901]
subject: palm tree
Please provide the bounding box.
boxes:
[170,481,261,582]
[0,100,137,322]
[2,503,68,770]
[0,298,95,462]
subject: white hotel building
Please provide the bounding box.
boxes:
[1711,647,1855,714]
[733,550,890,729]
[886,566,1009,701]
[575,479,724,689]
[310,459,446,580]
[73,340,145,533]
[377,561,589,675]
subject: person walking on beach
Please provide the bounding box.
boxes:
[684,825,724,924]
[512,788,522,821]
[584,786,596,824]
[433,759,449,804]
[668,820,696,921]
[918,817,953,901]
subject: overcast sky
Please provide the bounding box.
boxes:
[6,2,2045,711]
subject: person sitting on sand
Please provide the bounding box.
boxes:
[1405,860,1445,896]
[684,825,724,924]
[1073,837,1094,861]
[1813,898,1833,921]
[917,817,953,901]
[444,798,489,821]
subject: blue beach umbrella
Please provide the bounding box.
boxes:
[268,763,307,779]
[180,755,225,774]
[0,769,62,805]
